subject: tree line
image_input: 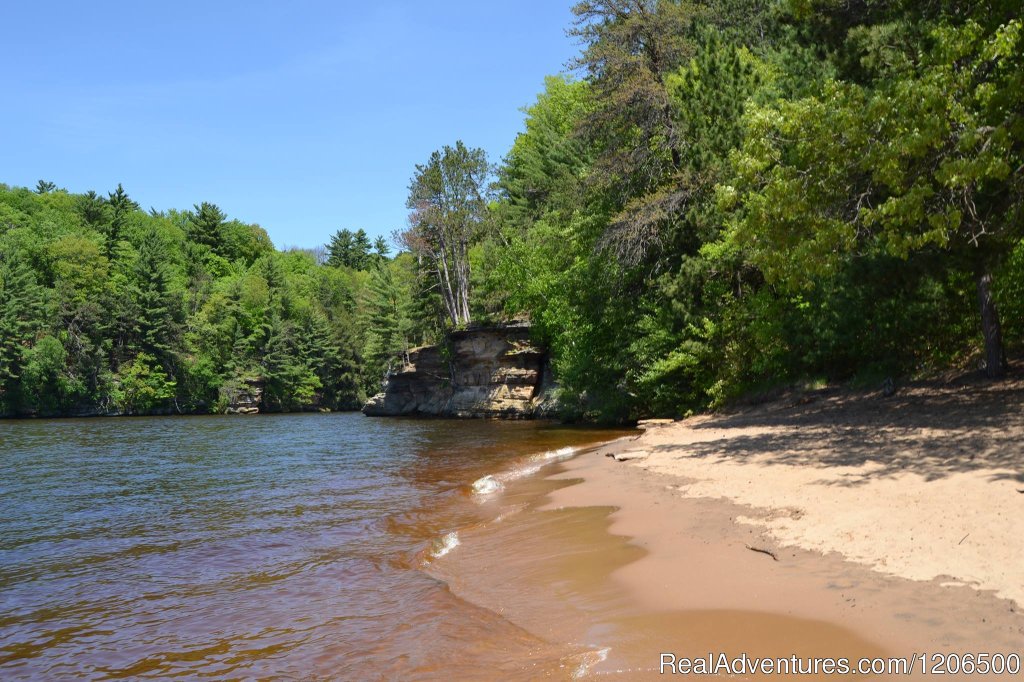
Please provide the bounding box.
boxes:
[0,183,441,416]
[3,0,1021,421]
[397,0,1023,422]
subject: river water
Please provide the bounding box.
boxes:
[0,413,630,679]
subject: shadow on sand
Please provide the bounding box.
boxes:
[650,373,1024,487]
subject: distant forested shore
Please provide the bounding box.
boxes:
[0,185,444,418]
[3,0,1022,422]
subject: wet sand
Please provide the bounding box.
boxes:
[429,378,1024,679]
[551,450,1021,677]
[611,377,1024,606]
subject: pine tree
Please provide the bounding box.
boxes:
[352,229,372,269]
[77,190,108,228]
[568,0,700,266]
[187,202,227,256]
[361,260,411,393]
[297,308,361,409]
[327,229,355,268]
[261,313,320,410]
[132,230,181,368]
[326,228,373,269]
[106,183,138,257]
[0,251,49,409]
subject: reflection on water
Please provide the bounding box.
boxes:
[0,414,620,679]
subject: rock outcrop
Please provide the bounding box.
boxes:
[363,323,556,419]
[219,378,264,415]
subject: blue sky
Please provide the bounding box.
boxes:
[4,1,580,249]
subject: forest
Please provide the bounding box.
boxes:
[2,0,1022,421]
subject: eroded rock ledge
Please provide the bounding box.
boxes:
[362,322,556,419]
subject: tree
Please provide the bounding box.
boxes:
[35,180,57,194]
[569,0,699,265]
[105,183,138,257]
[220,220,275,265]
[303,307,361,409]
[401,141,490,328]
[261,313,321,410]
[0,249,49,408]
[361,259,412,392]
[115,352,176,414]
[352,229,372,268]
[327,228,373,269]
[77,190,107,228]
[187,202,227,255]
[498,75,594,228]
[725,15,1023,378]
[19,335,72,414]
[327,229,354,268]
[131,229,181,367]
[570,0,695,180]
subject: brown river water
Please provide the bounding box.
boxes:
[0,414,633,679]
[1,413,908,680]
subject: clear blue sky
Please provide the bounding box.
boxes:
[4,1,580,249]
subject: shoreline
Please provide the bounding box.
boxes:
[547,443,1022,673]
[606,377,1024,607]
[431,379,1024,679]
[557,377,1024,675]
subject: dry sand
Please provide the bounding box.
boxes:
[429,377,1024,678]
[606,377,1024,607]
[538,445,1023,678]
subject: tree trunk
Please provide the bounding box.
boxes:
[434,239,459,328]
[457,240,471,326]
[976,271,1007,379]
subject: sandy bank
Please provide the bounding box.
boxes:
[431,381,1024,678]
[606,376,1024,606]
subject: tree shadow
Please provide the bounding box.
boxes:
[651,375,1024,486]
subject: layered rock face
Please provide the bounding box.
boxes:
[220,378,264,415]
[363,323,554,419]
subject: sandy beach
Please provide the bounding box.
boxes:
[554,375,1024,676]
[407,374,1024,675]
[436,376,1024,679]
[606,376,1024,607]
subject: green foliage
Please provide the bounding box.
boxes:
[187,202,228,256]
[130,227,182,364]
[6,0,1022,422]
[0,183,378,417]
[105,183,138,257]
[996,239,1024,349]
[327,228,373,270]
[474,0,1024,421]
[402,140,491,328]
[114,352,176,414]
[360,259,413,395]
[19,335,77,413]
[0,249,49,408]
[261,314,322,411]
[499,76,593,227]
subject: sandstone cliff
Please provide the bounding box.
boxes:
[362,323,555,419]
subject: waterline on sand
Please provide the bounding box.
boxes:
[471,446,579,500]
[430,531,461,559]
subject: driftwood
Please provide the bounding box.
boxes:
[744,544,779,561]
